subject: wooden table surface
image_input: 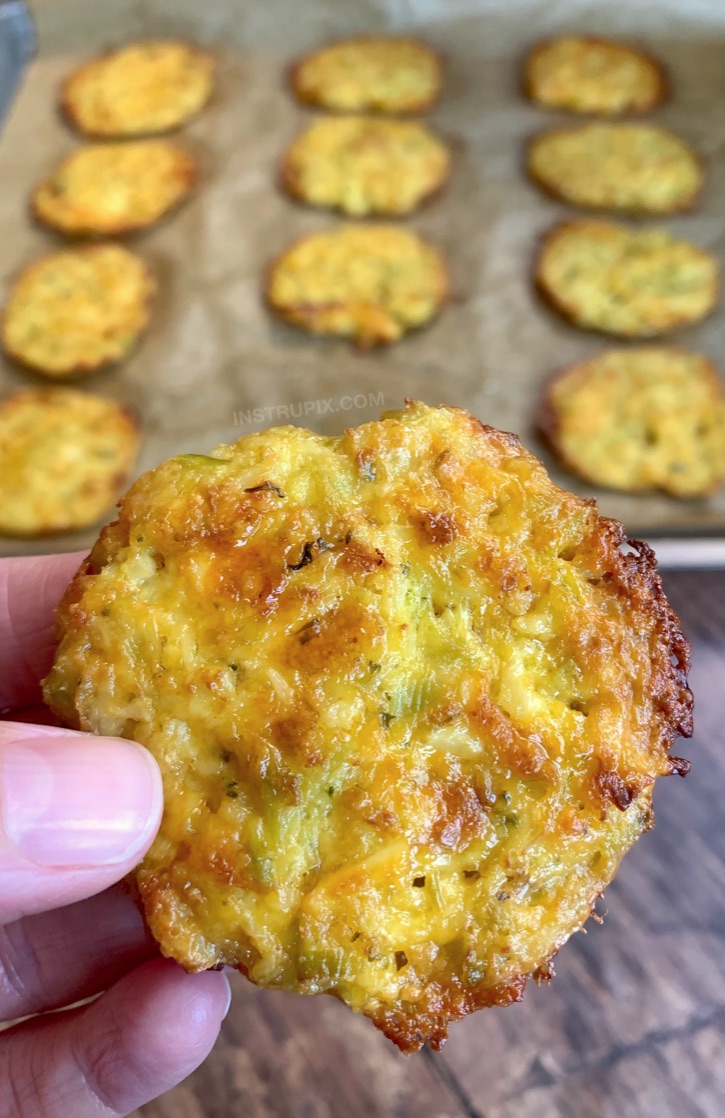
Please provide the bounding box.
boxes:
[136,571,725,1118]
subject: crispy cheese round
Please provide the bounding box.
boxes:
[1,244,155,377]
[524,37,667,116]
[267,225,447,346]
[62,40,214,138]
[43,402,692,1051]
[536,221,719,338]
[32,141,198,236]
[540,348,725,498]
[0,388,138,537]
[281,116,451,217]
[527,124,703,215]
[291,37,442,114]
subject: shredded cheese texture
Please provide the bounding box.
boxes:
[292,37,442,114]
[44,402,692,1050]
[62,40,214,137]
[536,221,718,338]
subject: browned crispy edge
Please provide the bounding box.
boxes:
[59,41,216,139]
[263,230,450,348]
[0,244,157,379]
[524,124,705,217]
[47,402,693,1049]
[278,124,453,218]
[532,218,721,339]
[521,36,671,117]
[0,389,140,538]
[30,145,200,239]
[287,35,443,116]
[536,349,725,499]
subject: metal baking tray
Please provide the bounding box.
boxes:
[1,0,724,567]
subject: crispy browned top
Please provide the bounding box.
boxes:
[44,402,692,1050]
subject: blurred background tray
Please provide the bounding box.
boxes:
[2,0,725,565]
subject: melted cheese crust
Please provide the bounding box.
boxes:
[62,40,214,138]
[536,221,719,338]
[525,37,666,116]
[44,403,692,1050]
[267,225,448,346]
[1,244,155,377]
[281,116,451,217]
[0,388,138,536]
[32,141,198,236]
[527,124,702,215]
[541,348,725,497]
[291,37,442,114]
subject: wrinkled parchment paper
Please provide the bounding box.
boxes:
[2,0,725,558]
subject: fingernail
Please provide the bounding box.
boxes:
[0,731,162,867]
[222,978,232,1020]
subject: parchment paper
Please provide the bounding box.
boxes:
[2,0,725,559]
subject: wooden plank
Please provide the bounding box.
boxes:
[135,971,474,1118]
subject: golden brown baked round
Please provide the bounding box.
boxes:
[535,220,719,338]
[43,401,692,1051]
[61,40,214,138]
[540,347,725,498]
[0,388,138,537]
[1,244,155,377]
[524,36,667,116]
[527,123,703,215]
[32,141,198,236]
[281,116,451,217]
[290,36,442,114]
[267,225,448,346]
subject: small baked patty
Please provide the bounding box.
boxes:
[0,388,139,537]
[281,116,451,217]
[290,36,442,114]
[267,225,448,346]
[524,36,667,116]
[1,244,155,377]
[535,220,719,338]
[540,347,725,498]
[527,123,703,215]
[43,401,692,1051]
[32,141,198,236]
[61,40,214,137]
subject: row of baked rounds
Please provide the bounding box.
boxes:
[524,35,725,498]
[4,38,455,373]
[5,38,454,370]
[3,37,724,527]
[0,41,217,537]
[269,37,451,347]
[0,36,455,534]
[269,40,723,360]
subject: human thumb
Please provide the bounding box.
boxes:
[0,722,163,924]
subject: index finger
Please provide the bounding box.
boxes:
[0,552,85,713]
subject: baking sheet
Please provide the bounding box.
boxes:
[2,0,725,560]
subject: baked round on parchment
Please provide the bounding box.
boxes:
[524,37,667,117]
[290,36,442,114]
[43,400,692,1051]
[61,40,214,138]
[1,244,155,377]
[32,141,198,236]
[0,388,138,537]
[267,225,448,346]
[535,220,719,338]
[281,116,451,217]
[527,123,703,215]
[539,347,725,498]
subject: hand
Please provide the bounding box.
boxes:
[0,553,231,1117]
